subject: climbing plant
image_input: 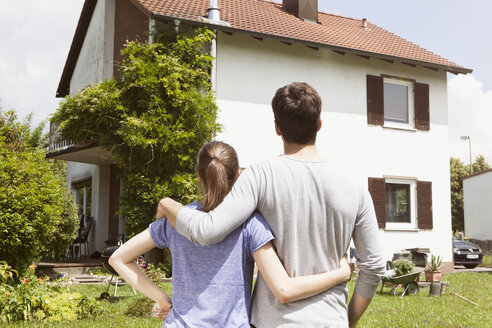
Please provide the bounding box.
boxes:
[52,28,220,235]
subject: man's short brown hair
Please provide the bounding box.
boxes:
[271,82,322,144]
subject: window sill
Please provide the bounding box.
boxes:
[384,227,420,232]
[382,123,417,132]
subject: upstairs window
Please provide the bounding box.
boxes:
[366,75,429,131]
[383,78,414,127]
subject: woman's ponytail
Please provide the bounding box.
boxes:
[197,142,239,212]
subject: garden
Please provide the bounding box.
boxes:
[1,260,490,328]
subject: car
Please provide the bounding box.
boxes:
[453,237,483,269]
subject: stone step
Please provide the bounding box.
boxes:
[72,274,104,284]
[37,260,103,278]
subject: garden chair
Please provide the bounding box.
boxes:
[72,216,93,259]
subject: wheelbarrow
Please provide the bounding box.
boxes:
[380,269,424,297]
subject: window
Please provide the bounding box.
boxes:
[383,78,414,128]
[368,177,433,230]
[385,179,416,229]
[366,75,430,131]
[73,178,92,217]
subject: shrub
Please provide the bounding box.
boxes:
[52,28,220,237]
[0,264,101,322]
[124,297,154,317]
[0,110,78,271]
[393,260,414,276]
[137,257,168,282]
[0,261,17,285]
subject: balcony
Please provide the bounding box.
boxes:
[46,121,114,165]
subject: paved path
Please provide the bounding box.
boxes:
[453,266,492,273]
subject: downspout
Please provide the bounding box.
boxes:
[207,0,220,92]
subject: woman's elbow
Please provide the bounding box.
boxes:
[108,254,118,268]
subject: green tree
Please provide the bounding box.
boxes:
[470,154,490,174]
[450,155,490,232]
[0,109,78,272]
[52,29,220,236]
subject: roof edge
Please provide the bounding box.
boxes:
[152,14,472,75]
[462,168,492,181]
[57,0,152,99]
[56,0,98,98]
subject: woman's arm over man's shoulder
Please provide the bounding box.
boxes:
[157,166,261,245]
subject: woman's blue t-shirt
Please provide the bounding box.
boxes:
[149,201,274,328]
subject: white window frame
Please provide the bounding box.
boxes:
[73,179,92,218]
[385,178,417,230]
[383,78,415,130]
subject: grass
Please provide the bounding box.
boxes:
[479,254,492,267]
[353,272,492,328]
[3,273,491,327]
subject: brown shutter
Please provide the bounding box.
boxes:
[417,181,433,229]
[414,82,430,131]
[366,75,384,125]
[368,177,386,228]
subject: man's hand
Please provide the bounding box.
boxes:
[156,197,184,228]
[339,257,353,283]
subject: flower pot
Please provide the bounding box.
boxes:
[425,270,442,282]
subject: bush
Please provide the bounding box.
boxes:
[0,110,78,271]
[0,264,101,322]
[52,28,220,237]
[393,260,414,276]
[124,298,154,318]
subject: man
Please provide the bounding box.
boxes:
[157,82,385,327]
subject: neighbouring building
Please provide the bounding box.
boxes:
[463,169,492,241]
[47,0,472,272]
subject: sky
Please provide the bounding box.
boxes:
[0,0,491,164]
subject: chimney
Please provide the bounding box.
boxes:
[283,0,318,22]
[208,0,220,22]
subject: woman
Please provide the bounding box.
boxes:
[110,141,351,327]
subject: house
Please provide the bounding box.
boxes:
[47,0,471,272]
[463,169,492,241]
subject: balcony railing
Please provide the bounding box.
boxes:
[48,121,73,153]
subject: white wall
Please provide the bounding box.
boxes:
[463,171,492,240]
[215,32,453,263]
[70,0,115,95]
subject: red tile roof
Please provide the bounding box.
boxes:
[57,0,470,98]
[132,0,470,73]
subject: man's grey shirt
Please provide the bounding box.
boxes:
[176,155,386,327]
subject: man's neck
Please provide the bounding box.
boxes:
[283,142,323,160]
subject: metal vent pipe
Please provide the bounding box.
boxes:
[208,0,220,21]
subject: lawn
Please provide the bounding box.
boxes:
[354,272,492,328]
[2,273,490,328]
[479,254,492,267]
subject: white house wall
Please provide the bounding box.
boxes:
[463,172,492,240]
[69,0,115,95]
[215,32,453,265]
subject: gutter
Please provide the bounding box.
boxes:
[151,13,472,75]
